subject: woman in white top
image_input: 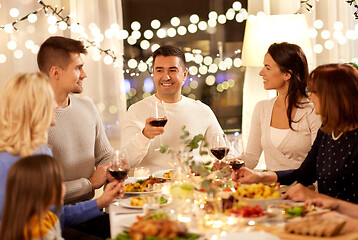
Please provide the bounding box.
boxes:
[244,42,321,171]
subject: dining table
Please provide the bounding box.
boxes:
[108,171,358,240]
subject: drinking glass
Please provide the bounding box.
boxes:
[211,133,230,163]
[142,193,161,214]
[151,101,167,151]
[134,167,151,180]
[108,150,129,181]
[226,137,245,170]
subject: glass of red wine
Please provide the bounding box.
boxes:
[108,150,129,181]
[150,101,167,151]
[226,138,245,170]
[211,133,230,165]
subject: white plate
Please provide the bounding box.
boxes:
[219,231,280,240]
[152,169,173,179]
[124,177,155,194]
[119,198,143,209]
[235,214,268,224]
[117,213,144,228]
[239,197,283,209]
[119,197,169,209]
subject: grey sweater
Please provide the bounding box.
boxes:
[48,95,112,204]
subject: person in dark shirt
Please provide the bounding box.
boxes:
[232,63,358,203]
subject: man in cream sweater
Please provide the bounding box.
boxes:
[121,45,223,172]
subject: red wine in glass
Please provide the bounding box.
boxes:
[211,147,230,160]
[109,167,128,180]
[229,159,244,170]
[150,118,168,127]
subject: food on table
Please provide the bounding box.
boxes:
[136,211,170,221]
[130,195,168,207]
[228,205,265,218]
[162,169,173,178]
[234,183,281,199]
[284,215,346,237]
[170,183,194,200]
[129,219,188,240]
[283,205,310,218]
[282,204,331,219]
[124,177,167,192]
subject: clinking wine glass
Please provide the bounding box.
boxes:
[108,150,129,181]
[150,101,168,151]
[211,134,230,164]
[226,138,245,170]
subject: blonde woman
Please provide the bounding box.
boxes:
[0,73,123,238]
[0,72,54,219]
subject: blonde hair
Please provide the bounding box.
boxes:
[0,72,54,157]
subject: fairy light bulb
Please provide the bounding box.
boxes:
[9,8,19,18]
[4,24,14,33]
[28,13,37,23]
[58,21,68,30]
[170,17,180,27]
[144,30,154,39]
[0,54,7,63]
[7,40,17,50]
[151,19,161,29]
[48,15,57,25]
[190,14,200,24]
[104,55,113,65]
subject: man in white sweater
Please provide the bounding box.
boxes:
[37,36,113,205]
[121,45,223,172]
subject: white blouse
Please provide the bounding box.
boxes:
[270,126,289,148]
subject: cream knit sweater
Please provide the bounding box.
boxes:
[121,95,223,172]
[48,95,112,204]
[244,97,321,171]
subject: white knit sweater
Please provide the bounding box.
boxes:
[121,95,223,172]
[48,95,112,204]
[244,97,322,171]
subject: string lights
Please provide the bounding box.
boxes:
[0,0,119,65]
[2,0,358,102]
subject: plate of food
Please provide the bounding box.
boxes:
[109,211,201,240]
[282,204,331,219]
[227,205,268,223]
[124,177,168,194]
[234,183,282,209]
[152,169,173,179]
[119,195,169,209]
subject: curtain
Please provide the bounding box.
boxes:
[0,0,125,148]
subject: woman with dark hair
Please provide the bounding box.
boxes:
[233,64,358,203]
[242,42,321,170]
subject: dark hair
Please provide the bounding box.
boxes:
[0,155,64,240]
[37,36,87,74]
[152,45,186,70]
[268,42,309,130]
[308,63,358,134]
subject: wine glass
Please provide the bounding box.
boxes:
[226,137,245,170]
[151,101,168,151]
[108,150,129,181]
[211,133,230,164]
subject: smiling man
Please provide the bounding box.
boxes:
[37,36,116,239]
[121,45,223,171]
